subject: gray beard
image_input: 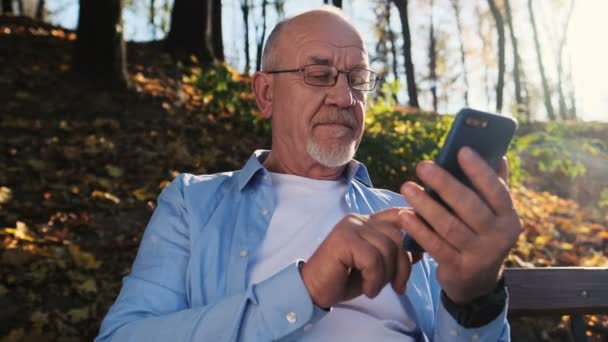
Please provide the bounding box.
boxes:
[306,139,356,168]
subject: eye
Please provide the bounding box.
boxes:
[350,70,370,86]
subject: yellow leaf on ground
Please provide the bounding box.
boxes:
[105,164,124,178]
[91,190,120,204]
[67,244,101,270]
[3,221,36,242]
[76,278,97,295]
[132,188,155,202]
[560,242,574,250]
[66,306,89,323]
[0,186,11,205]
[534,235,549,246]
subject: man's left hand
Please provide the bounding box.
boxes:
[398,146,522,304]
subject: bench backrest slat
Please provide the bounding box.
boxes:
[504,267,608,316]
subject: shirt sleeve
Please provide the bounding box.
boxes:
[95,176,327,342]
[427,257,511,342]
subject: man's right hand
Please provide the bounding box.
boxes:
[300,208,413,309]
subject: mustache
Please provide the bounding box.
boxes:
[312,110,358,128]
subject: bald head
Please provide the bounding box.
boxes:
[261,8,366,71]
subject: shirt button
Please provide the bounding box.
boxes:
[286,311,297,324]
[239,249,248,257]
[261,208,269,216]
[303,323,313,332]
[449,328,459,337]
[471,334,479,341]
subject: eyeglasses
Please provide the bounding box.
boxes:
[266,64,380,91]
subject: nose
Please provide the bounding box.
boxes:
[326,73,355,108]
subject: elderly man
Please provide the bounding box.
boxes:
[96,8,520,342]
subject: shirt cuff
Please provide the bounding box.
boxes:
[434,297,510,341]
[250,260,329,340]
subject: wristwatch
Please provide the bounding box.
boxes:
[440,277,508,328]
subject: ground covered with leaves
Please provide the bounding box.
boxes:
[1,16,607,341]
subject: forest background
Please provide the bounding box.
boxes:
[0,0,607,341]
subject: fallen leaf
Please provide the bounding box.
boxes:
[3,221,36,242]
[66,306,90,323]
[0,284,8,297]
[0,186,11,205]
[132,187,155,202]
[67,244,101,270]
[91,190,120,204]
[105,164,124,178]
[76,278,97,295]
[30,310,49,331]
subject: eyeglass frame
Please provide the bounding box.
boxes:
[265,64,381,91]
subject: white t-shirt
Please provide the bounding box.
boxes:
[248,172,417,341]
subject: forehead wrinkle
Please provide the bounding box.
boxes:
[296,41,368,68]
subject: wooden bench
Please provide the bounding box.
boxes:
[505,267,608,342]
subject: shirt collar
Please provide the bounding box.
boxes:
[237,150,373,191]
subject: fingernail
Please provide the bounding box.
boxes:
[402,184,416,198]
[461,146,476,160]
[418,162,433,176]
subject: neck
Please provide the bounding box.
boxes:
[263,150,347,180]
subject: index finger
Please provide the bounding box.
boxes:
[370,207,407,224]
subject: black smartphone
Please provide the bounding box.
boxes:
[402,108,518,254]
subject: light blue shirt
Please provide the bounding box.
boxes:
[96,150,510,341]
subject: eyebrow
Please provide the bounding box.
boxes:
[307,56,331,65]
[306,56,369,69]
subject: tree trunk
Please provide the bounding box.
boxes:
[557,0,575,120]
[386,1,399,83]
[209,0,224,62]
[255,0,267,71]
[450,0,469,106]
[567,65,577,120]
[166,0,213,65]
[429,0,437,113]
[36,0,45,21]
[474,3,492,108]
[2,0,13,14]
[528,0,556,120]
[149,0,156,40]
[487,0,505,113]
[504,0,526,120]
[392,0,419,108]
[73,0,128,89]
[241,0,251,74]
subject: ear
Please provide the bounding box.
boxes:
[252,71,273,119]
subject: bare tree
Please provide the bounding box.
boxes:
[528,0,556,120]
[73,0,128,89]
[386,1,399,83]
[149,0,156,40]
[450,0,469,106]
[475,3,493,107]
[504,0,527,119]
[35,0,45,20]
[255,0,268,71]
[2,0,13,14]
[209,0,224,62]
[557,0,575,120]
[166,0,213,65]
[487,0,505,112]
[392,0,419,108]
[429,0,438,112]
[323,0,342,8]
[241,0,251,74]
